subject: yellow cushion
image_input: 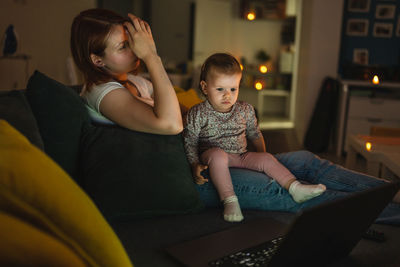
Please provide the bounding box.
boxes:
[0,120,133,267]
[0,211,86,266]
[174,86,185,94]
[176,88,203,109]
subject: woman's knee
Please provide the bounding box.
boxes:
[275,150,320,168]
[284,150,318,163]
[295,150,317,160]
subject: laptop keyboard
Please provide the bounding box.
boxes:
[208,236,284,267]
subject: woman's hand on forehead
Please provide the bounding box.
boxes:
[123,13,157,61]
[125,14,151,34]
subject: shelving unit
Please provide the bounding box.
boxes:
[234,0,299,129]
[257,88,290,117]
[239,86,292,129]
[239,69,293,129]
[192,0,301,129]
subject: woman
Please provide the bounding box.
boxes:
[70,8,400,225]
[71,8,182,135]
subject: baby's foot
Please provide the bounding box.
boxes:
[288,181,326,203]
[222,195,244,222]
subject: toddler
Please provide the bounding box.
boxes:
[183,53,326,222]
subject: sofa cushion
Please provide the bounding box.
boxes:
[0,120,133,267]
[0,90,44,149]
[25,71,90,180]
[175,87,203,109]
[0,211,86,267]
[80,124,205,221]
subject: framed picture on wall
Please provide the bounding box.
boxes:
[346,19,369,36]
[373,22,393,38]
[353,49,369,65]
[375,4,396,19]
[348,0,370,12]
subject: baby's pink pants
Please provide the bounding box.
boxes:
[201,148,296,200]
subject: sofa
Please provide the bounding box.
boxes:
[1,70,400,266]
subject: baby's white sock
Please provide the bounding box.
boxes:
[222,195,244,222]
[288,181,326,203]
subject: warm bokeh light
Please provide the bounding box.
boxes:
[372,75,379,85]
[259,65,268,73]
[365,142,372,151]
[255,82,263,90]
[246,12,256,21]
[240,64,244,70]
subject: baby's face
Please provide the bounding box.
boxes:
[201,71,241,113]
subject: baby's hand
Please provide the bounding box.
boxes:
[192,163,208,185]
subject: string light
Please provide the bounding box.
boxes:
[365,142,372,151]
[255,82,263,90]
[246,12,256,21]
[259,65,268,73]
[372,75,379,85]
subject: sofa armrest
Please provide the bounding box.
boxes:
[0,90,44,149]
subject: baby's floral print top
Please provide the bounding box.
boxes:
[183,100,262,165]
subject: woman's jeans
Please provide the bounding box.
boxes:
[195,150,400,225]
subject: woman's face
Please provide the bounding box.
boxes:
[101,24,139,78]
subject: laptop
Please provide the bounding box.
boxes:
[166,182,399,267]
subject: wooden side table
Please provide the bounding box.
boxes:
[380,152,400,181]
[345,135,400,177]
[335,79,400,157]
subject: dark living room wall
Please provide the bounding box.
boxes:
[338,0,400,79]
[0,0,96,89]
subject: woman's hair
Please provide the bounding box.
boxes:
[199,53,242,86]
[70,8,136,90]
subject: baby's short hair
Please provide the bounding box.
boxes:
[199,53,241,83]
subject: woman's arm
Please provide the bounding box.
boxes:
[99,87,181,134]
[99,14,182,135]
[143,54,183,133]
[127,14,182,134]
